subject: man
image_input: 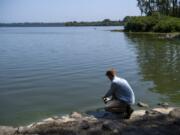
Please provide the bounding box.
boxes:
[103,69,135,118]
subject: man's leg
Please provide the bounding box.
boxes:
[125,105,134,119]
[105,100,128,113]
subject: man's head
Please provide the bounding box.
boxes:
[106,69,116,81]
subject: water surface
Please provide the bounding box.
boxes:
[0,27,179,126]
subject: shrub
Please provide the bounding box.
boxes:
[153,17,180,32]
[124,15,180,33]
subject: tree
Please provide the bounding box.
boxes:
[137,0,180,17]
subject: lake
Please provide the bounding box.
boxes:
[0,26,180,126]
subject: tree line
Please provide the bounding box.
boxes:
[0,23,64,27]
[0,19,123,27]
[64,19,123,26]
[137,0,180,17]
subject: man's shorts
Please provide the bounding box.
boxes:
[105,99,129,113]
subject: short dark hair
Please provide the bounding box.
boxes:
[106,69,116,77]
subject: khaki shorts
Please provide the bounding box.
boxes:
[105,100,129,113]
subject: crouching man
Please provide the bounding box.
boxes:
[103,69,135,119]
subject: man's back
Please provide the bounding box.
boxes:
[112,76,135,105]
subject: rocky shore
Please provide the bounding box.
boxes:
[0,105,180,135]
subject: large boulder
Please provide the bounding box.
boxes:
[0,126,17,135]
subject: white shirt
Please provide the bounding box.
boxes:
[105,76,135,105]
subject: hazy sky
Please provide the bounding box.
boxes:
[0,0,140,23]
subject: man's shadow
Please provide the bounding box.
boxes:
[86,107,125,120]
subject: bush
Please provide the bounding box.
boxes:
[153,17,180,32]
[125,16,159,32]
[124,15,180,33]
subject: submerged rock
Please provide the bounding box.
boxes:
[137,102,149,108]
[158,102,169,108]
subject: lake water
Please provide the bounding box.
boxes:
[0,27,180,126]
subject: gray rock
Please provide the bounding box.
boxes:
[17,126,24,133]
[71,112,82,119]
[80,120,90,130]
[158,102,169,108]
[87,128,102,135]
[145,110,160,116]
[137,102,149,108]
[169,108,180,119]
[102,121,117,131]
[0,126,17,135]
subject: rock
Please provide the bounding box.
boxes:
[27,122,36,128]
[17,126,24,133]
[1,107,180,135]
[144,110,164,120]
[0,126,17,135]
[152,107,174,114]
[137,102,149,108]
[169,108,180,119]
[157,102,169,108]
[145,110,159,115]
[82,116,97,122]
[71,112,82,119]
[131,110,146,119]
[52,116,59,120]
[113,129,119,134]
[87,128,102,135]
[17,126,34,134]
[61,115,76,122]
[80,120,90,130]
[102,121,116,131]
[43,117,54,122]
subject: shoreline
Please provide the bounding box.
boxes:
[1,106,179,135]
[110,29,180,39]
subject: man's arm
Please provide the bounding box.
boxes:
[103,83,116,98]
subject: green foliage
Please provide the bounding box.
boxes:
[137,0,180,17]
[124,15,180,33]
[64,19,123,26]
[123,16,132,22]
[153,17,180,32]
[124,16,159,32]
[0,23,64,27]
[0,20,123,27]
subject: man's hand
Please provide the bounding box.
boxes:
[102,97,106,104]
[102,97,110,104]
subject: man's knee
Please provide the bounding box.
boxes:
[105,106,126,113]
[105,106,112,112]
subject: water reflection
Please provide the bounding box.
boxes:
[124,33,180,105]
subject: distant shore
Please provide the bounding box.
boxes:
[0,20,123,27]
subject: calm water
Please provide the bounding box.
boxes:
[0,27,180,126]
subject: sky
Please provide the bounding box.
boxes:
[0,0,140,23]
